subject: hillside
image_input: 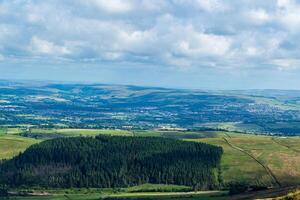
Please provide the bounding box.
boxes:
[1,128,300,188]
[1,81,300,135]
[0,136,223,189]
[195,132,300,187]
[0,128,299,199]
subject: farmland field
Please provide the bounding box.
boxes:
[0,135,39,159]
[1,128,300,188]
[194,133,300,186]
[0,128,299,200]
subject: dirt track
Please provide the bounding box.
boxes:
[223,137,281,187]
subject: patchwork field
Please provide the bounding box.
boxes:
[29,128,133,136]
[0,128,299,199]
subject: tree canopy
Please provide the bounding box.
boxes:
[0,136,223,190]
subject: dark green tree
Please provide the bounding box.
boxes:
[0,136,223,190]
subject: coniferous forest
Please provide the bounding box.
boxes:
[0,136,223,190]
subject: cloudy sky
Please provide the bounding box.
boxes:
[1,0,300,89]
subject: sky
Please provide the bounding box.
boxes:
[1,0,300,89]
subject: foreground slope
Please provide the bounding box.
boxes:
[1,128,300,187]
[195,132,300,187]
[0,136,223,189]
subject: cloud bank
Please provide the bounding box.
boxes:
[1,0,300,88]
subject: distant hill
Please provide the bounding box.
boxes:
[0,136,223,189]
[1,80,300,135]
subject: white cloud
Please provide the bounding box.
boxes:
[1,0,300,73]
[233,31,284,62]
[277,0,291,8]
[194,0,228,12]
[244,47,259,56]
[29,37,71,56]
[174,0,228,12]
[175,32,231,57]
[274,0,300,31]
[139,0,169,12]
[271,58,300,70]
[246,9,271,25]
[89,0,133,13]
[278,11,300,31]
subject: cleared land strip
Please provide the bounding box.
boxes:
[222,137,281,187]
[271,137,300,153]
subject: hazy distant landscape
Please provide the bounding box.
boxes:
[1,80,300,136]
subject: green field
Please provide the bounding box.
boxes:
[29,128,134,137]
[0,185,227,200]
[1,128,300,186]
[0,135,39,159]
[193,132,300,186]
[0,128,300,199]
[0,192,227,200]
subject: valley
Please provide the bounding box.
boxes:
[0,82,300,199]
[1,81,300,136]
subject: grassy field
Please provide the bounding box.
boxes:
[0,185,227,200]
[192,132,300,187]
[191,134,271,186]
[29,128,134,137]
[2,186,299,200]
[0,193,227,200]
[275,189,300,199]
[1,128,300,186]
[0,135,39,159]
[0,128,300,199]
[16,128,217,138]
[0,128,134,160]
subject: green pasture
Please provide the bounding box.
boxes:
[1,128,300,188]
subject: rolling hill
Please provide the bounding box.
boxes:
[1,80,300,135]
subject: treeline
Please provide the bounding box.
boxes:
[0,136,223,190]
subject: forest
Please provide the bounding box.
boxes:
[0,136,223,190]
